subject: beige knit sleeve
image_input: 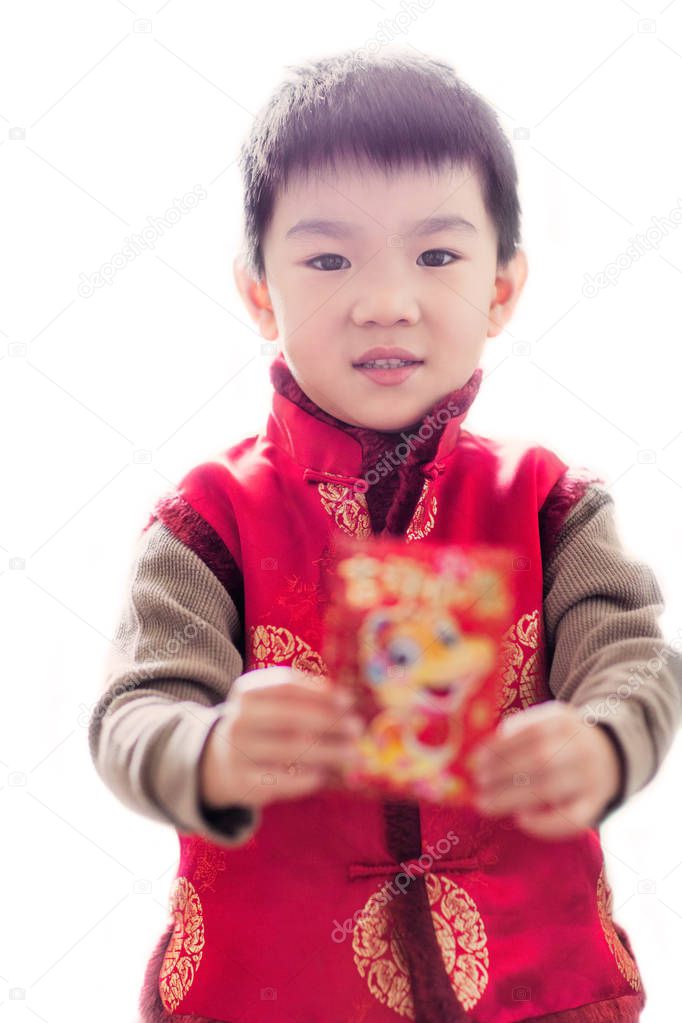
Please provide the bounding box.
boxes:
[542,482,682,818]
[87,518,262,847]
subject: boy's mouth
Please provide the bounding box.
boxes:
[352,347,424,385]
[353,358,422,369]
[352,346,424,369]
[353,361,424,387]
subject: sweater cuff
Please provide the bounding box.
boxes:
[149,702,261,847]
[198,800,258,834]
[593,722,627,822]
[575,700,657,821]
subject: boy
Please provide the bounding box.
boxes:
[88,50,681,1023]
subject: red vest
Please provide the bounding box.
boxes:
[142,364,646,1023]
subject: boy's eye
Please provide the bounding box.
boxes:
[417,249,461,267]
[307,253,350,271]
[305,249,461,271]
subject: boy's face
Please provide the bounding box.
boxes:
[235,160,527,431]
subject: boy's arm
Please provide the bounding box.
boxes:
[88,516,261,847]
[541,479,682,822]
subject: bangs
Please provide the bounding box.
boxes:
[238,50,520,280]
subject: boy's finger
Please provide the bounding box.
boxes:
[514,794,597,840]
[246,762,330,800]
[468,741,539,783]
[474,736,581,787]
[243,702,364,741]
[469,718,569,776]
[244,730,363,766]
[490,704,571,757]
[497,701,569,736]
[252,678,355,711]
[474,769,583,817]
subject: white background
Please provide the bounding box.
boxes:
[1,1,681,1021]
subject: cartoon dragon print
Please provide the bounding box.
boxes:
[354,604,496,797]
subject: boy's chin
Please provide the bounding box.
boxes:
[314,390,427,431]
[346,410,425,432]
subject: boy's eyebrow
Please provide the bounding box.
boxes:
[284,213,477,241]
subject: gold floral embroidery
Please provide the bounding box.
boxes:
[193,838,227,893]
[497,610,542,718]
[274,574,320,619]
[159,877,205,1012]
[353,872,489,1017]
[597,864,642,991]
[318,481,371,537]
[249,623,326,675]
[406,480,438,542]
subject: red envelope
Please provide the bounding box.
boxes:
[320,534,521,805]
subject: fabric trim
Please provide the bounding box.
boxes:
[539,467,606,568]
[148,492,244,626]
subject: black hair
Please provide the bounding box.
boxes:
[236,48,521,282]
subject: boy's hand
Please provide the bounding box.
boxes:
[467,702,622,841]
[199,666,364,810]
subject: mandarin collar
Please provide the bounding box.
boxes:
[264,350,483,484]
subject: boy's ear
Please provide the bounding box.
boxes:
[232,256,278,342]
[487,246,528,339]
